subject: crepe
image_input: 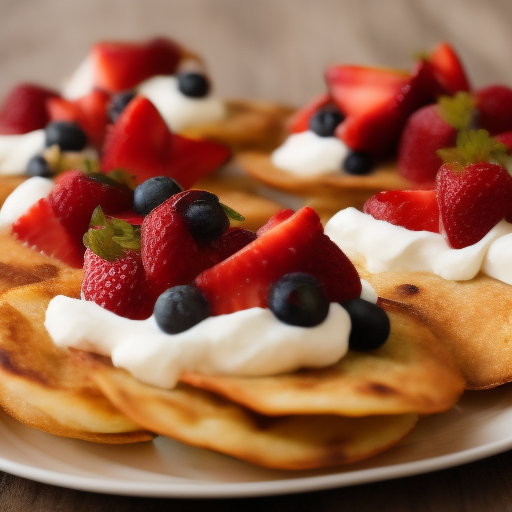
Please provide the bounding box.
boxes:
[181,299,465,416]
[238,151,413,220]
[354,264,512,390]
[90,357,418,470]
[181,100,294,153]
[0,273,153,443]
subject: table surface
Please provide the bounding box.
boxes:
[2,0,512,510]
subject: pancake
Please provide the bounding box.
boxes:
[180,299,465,417]
[0,273,153,443]
[0,176,28,207]
[354,264,512,390]
[181,100,294,153]
[90,357,418,470]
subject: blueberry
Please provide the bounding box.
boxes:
[342,299,390,351]
[133,176,184,216]
[108,91,136,123]
[45,121,87,151]
[268,273,329,327]
[177,72,210,98]
[343,151,373,175]
[154,285,210,334]
[26,155,52,177]
[185,194,229,242]
[309,107,345,137]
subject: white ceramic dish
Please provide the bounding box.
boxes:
[1,384,512,498]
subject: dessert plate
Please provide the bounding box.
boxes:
[1,384,512,498]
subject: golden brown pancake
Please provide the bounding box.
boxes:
[355,264,512,390]
[90,357,418,470]
[0,176,27,207]
[181,299,465,417]
[181,100,294,153]
[0,273,153,443]
[237,151,414,220]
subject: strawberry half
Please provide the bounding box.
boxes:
[428,42,471,95]
[90,37,183,93]
[195,207,361,316]
[364,190,440,233]
[0,83,59,135]
[47,89,111,149]
[101,96,230,187]
[474,85,512,136]
[12,198,84,268]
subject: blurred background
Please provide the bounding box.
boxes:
[1,0,512,107]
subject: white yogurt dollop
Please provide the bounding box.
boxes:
[45,296,351,389]
[325,207,512,284]
[0,130,45,175]
[271,131,350,177]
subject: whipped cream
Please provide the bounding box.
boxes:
[45,296,351,389]
[325,207,512,284]
[62,55,95,100]
[0,176,53,228]
[0,130,45,175]
[137,75,226,132]
[271,131,350,177]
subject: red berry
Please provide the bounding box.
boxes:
[0,83,59,135]
[364,190,440,233]
[12,198,84,268]
[287,93,333,133]
[474,85,512,136]
[437,162,512,248]
[398,104,458,186]
[195,207,361,316]
[428,42,471,95]
[82,247,151,320]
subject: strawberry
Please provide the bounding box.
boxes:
[495,130,512,152]
[436,130,512,248]
[398,92,476,185]
[141,190,253,301]
[364,190,440,233]
[48,169,134,248]
[195,207,361,316]
[287,92,333,133]
[46,89,111,149]
[90,37,183,93]
[12,198,84,268]
[428,42,471,95]
[101,96,230,187]
[473,85,512,136]
[0,83,59,135]
[82,208,152,319]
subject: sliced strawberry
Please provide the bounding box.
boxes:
[210,227,257,261]
[47,89,111,149]
[437,162,512,248]
[429,42,471,95]
[48,170,134,248]
[91,37,183,93]
[256,208,294,236]
[364,190,440,233]
[0,83,59,135]
[474,85,512,136]
[195,207,361,316]
[113,209,144,225]
[495,130,512,152]
[12,198,84,268]
[101,96,230,187]
[287,92,333,133]
[398,104,458,185]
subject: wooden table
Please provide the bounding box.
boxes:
[2,0,512,509]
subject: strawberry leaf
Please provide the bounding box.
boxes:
[438,91,475,131]
[220,203,245,222]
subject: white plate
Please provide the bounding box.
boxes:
[1,385,512,498]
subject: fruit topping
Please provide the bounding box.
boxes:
[185,192,230,242]
[82,208,151,320]
[308,106,345,137]
[364,190,439,233]
[177,72,210,98]
[133,176,184,216]
[0,83,59,135]
[45,121,88,151]
[154,285,210,334]
[342,299,390,351]
[287,92,333,134]
[195,207,362,316]
[108,91,136,123]
[268,272,329,327]
[101,95,231,187]
[26,155,52,178]
[473,85,512,135]
[343,151,373,175]
[427,41,471,95]
[436,130,512,248]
